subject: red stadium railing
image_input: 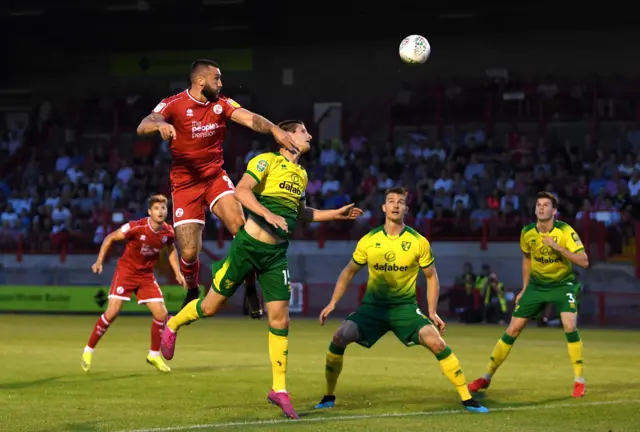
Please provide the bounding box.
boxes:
[3,213,637,277]
[286,283,640,328]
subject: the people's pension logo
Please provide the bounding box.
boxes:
[191,121,219,139]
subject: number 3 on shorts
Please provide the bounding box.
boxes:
[282,269,291,286]
[566,293,575,303]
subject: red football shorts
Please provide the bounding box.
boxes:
[108,270,164,304]
[171,169,235,228]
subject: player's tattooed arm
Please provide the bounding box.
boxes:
[231,109,300,154]
[137,113,176,139]
[230,108,275,133]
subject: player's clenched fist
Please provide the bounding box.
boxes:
[264,211,288,233]
[157,122,177,140]
[92,262,103,274]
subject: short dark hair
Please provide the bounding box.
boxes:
[385,187,408,200]
[148,194,168,209]
[277,120,304,133]
[190,59,220,80]
[537,191,558,208]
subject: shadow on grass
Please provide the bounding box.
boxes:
[0,373,145,390]
[0,376,63,390]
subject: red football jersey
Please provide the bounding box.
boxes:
[152,90,241,186]
[115,218,175,275]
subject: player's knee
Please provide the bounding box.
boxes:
[200,292,226,316]
[180,248,199,263]
[418,326,445,352]
[104,309,119,322]
[151,308,167,322]
[333,321,359,347]
[270,316,290,330]
[561,319,577,333]
[505,325,522,338]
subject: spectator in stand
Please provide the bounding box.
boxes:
[628,170,640,197]
[321,172,340,196]
[116,161,134,185]
[500,188,519,211]
[55,148,71,173]
[348,130,367,154]
[244,140,261,164]
[1,203,19,228]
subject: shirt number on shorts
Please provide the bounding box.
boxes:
[222,175,234,189]
[282,269,291,285]
[566,293,576,303]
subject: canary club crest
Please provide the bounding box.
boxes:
[257,160,268,172]
[402,241,411,251]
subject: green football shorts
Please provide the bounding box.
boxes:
[512,281,580,318]
[346,303,433,348]
[211,228,291,303]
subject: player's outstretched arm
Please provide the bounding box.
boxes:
[166,243,187,289]
[92,228,126,274]
[136,113,176,140]
[297,201,364,223]
[422,265,446,332]
[235,173,288,233]
[320,260,363,324]
[230,108,299,154]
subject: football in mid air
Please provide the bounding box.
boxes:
[399,35,431,64]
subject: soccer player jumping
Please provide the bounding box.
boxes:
[316,187,488,413]
[160,120,363,419]
[82,194,186,373]
[468,191,589,398]
[137,59,300,318]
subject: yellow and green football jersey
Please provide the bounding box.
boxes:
[520,220,584,286]
[353,225,435,305]
[245,151,308,239]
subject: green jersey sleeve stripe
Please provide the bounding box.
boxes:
[352,257,366,266]
[573,247,585,253]
[245,170,260,183]
[420,258,435,268]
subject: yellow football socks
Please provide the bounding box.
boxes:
[436,346,472,401]
[269,327,289,392]
[486,333,517,378]
[168,299,204,332]
[324,342,345,395]
[566,330,584,382]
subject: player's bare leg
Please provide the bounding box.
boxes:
[161,288,228,360]
[175,223,204,309]
[561,311,585,397]
[265,300,298,419]
[469,316,529,392]
[81,298,124,372]
[316,320,359,409]
[212,193,263,319]
[145,301,171,372]
[418,325,488,413]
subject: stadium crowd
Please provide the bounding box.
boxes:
[1,77,640,254]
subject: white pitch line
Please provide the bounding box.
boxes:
[117,399,640,432]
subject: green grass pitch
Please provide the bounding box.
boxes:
[1,315,639,431]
